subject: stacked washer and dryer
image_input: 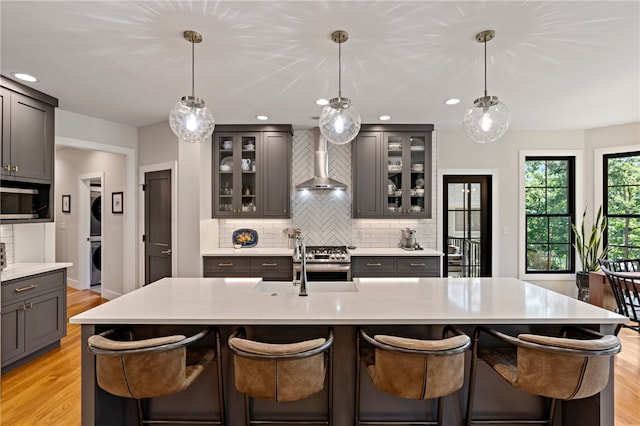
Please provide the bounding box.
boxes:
[89,189,101,287]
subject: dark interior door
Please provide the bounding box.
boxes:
[144,169,172,285]
[443,175,492,277]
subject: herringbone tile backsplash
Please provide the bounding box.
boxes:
[218,128,437,249]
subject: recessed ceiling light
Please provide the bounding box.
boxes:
[11,72,38,82]
[444,98,460,105]
[256,115,269,121]
[378,115,391,121]
[315,98,329,106]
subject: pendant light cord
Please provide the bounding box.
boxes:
[338,40,342,99]
[483,37,487,98]
[191,37,195,98]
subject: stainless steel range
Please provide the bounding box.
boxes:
[293,245,351,281]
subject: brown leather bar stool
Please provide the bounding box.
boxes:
[227,327,334,426]
[465,325,621,426]
[355,326,471,426]
[87,327,225,425]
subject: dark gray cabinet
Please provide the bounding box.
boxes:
[1,269,67,369]
[203,256,293,281]
[352,125,433,219]
[212,125,292,218]
[352,256,440,278]
[1,76,58,223]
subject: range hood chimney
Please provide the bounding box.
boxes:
[296,131,347,191]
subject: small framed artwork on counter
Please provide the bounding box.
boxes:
[62,194,71,213]
[112,191,123,214]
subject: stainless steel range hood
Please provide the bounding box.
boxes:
[296,132,347,191]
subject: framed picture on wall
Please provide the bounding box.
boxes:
[112,192,123,214]
[62,194,71,213]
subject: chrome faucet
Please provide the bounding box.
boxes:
[294,235,308,296]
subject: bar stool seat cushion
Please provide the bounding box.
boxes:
[478,334,619,400]
[90,334,214,399]
[229,337,327,402]
[367,334,470,400]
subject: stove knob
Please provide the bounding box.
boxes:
[306,253,313,259]
[330,254,336,260]
[340,253,347,259]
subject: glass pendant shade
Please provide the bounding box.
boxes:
[463,30,510,144]
[462,96,511,144]
[169,30,214,143]
[169,95,215,144]
[319,97,361,145]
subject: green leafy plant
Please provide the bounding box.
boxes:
[571,205,610,272]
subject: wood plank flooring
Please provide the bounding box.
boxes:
[1,287,639,425]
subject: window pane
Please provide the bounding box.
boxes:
[525,160,546,186]
[549,216,570,243]
[527,244,549,271]
[607,217,640,248]
[608,184,640,215]
[546,187,568,214]
[546,161,568,187]
[525,188,545,214]
[527,217,548,244]
[549,244,570,271]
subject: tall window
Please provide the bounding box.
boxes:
[604,151,640,259]
[524,157,575,272]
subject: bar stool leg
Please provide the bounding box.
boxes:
[465,332,480,426]
[215,330,226,426]
[354,330,362,426]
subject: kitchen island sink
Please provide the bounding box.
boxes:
[253,280,359,294]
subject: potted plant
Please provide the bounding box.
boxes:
[571,205,610,302]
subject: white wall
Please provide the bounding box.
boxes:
[55,148,126,297]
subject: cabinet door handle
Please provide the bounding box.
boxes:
[3,164,10,172]
[12,165,18,173]
[261,263,278,267]
[410,263,426,267]
[218,263,234,267]
[18,304,25,311]
[26,302,33,309]
[366,263,382,267]
[15,283,38,292]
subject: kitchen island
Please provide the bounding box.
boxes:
[71,277,625,426]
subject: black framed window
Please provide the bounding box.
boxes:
[604,151,640,259]
[524,157,575,273]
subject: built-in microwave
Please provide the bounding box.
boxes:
[1,186,40,219]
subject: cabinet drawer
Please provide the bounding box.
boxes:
[352,257,396,277]
[249,257,293,281]
[203,257,248,277]
[1,270,65,304]
[396,257,440,277]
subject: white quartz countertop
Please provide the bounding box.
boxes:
[201,247,442,257]
[349,247,443,256]
[1,262,73,282]
[202,248,293,256]
[70,276,625,326]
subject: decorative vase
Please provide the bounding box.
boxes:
[576,271,590,302]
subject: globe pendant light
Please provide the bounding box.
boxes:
[319,30,361,145]
[169,30,215,144]
[462,30,510,144]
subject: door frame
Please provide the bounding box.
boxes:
[437,169,500,276]
[56,136,136,296]
[138,162,178,286]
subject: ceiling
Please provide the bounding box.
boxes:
[1,1,638,131]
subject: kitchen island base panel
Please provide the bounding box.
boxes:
[81,324,614,426]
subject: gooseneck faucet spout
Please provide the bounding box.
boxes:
[296,236,308,296]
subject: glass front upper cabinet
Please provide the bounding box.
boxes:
[385,133,428,216]
[215,132,259,217]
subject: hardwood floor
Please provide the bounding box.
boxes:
[1,287,639,425]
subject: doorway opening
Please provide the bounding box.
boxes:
[443,175,492,277]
